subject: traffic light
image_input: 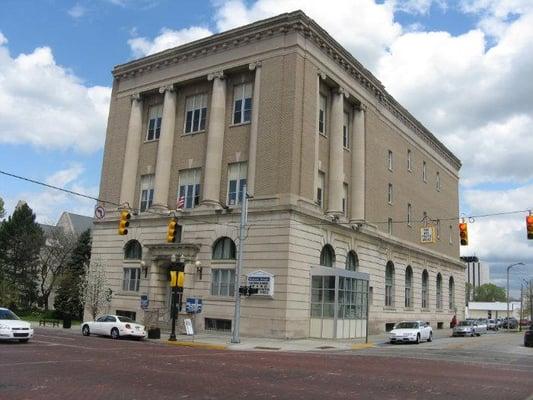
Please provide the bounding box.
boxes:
[118,210,130,235]
[527,215,533,240]
[459,222,468,246]
[167,218,177,243]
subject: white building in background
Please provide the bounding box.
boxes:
[461,256,490,301]
[466,302,521,319]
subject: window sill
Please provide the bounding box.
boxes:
[143,139,159,144]
[383,306,396,311]
[318,132,328,139]
[421,308,431,312]
[210,261,236,266]
[206,296,235,302]
[182,130,206,136]
[115,291,141,297]
[343,147,350,152]
[230,121,251,128]
[404,307,414,311]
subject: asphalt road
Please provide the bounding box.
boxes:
[0,328,532,400]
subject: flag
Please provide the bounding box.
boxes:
[177,195,185,209]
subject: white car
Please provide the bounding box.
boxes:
[81,315,146,340]
[389,321,433,344]
[0,307,34,343]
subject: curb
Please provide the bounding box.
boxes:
[351,342,375,350]
[165,340,227,350]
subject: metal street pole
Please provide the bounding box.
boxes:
[231,185,248,344]
[520,282,524,332]
[506,262,524,332]
[169,253,178,342]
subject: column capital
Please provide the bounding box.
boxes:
[207,71,225,81]
[317,69,327,80]
[356,103,367,112]
[335,86,349,98]
[158,84,175,94]
[131,92,142,102]
[249,61,262,71]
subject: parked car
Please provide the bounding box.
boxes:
[0,307,34,343]
[524,326,533,347]
[487,319,498,331]
[502,317,518,329]
[81,315,146,340]
[496,318,503,328]
[453,320,476,337]
[475,319,488,334]
[520,319,531,327]
[389,321,432,344]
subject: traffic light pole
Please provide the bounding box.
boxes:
[231,185,248,344]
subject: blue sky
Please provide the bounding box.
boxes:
[0,0,532,294]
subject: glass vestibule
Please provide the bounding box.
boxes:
[310,265,369,339]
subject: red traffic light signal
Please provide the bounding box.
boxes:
[527,215,533,240]
[459,222,468,246]
[118,210,130,235]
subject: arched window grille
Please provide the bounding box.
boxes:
[405,266,413,308]
[422,270,429,309]
[346,251,358,271]
[212,237,236,260]
[124,240,142,260]
[320,245,335,267]
[385,261,395,307]
[436,273,443,310]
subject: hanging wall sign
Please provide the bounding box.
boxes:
[247,270,274,297]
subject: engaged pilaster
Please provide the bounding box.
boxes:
[247,62,262,197]
[152,85,177,210]
[350,105,366,222]
[119,93,143,207]
[327,87,347,216]
[202,71,226,207]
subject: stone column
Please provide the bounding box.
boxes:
[327,87,346,216]
[314,70,326,205]
[350,105,366,222]
[119,93,143,207]
[202,71,226,207]
[247,62,261,197]
[152,85,177,209]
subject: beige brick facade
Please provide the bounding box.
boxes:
[91,11,464,337]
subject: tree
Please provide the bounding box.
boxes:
[54,229,91,320]
[38,228,78,310]
[0,197,5,219]
[83,258,112,320]
[0,203,45,309]
[474,283,507,302]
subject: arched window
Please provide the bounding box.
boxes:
[124,240,142,260]
[320,245,335,267]
[422,270,429,309]
[385,261,395,307]
[346,251,358,271]
[212,237,236,260]
[404,266,413,308]
[449,276,455,310]
[436,273,443,310]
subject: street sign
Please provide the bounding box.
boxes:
[185,298,203,314]
[140,295,149,310]
[420,227,436,243]
[94,205,105,219]
[184,318,194,335]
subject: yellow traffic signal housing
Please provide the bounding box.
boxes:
[170,271,185,288]
[167,218,178,243]
[459,222,468,246]
[526,215,533,240]
[118,210,130,235]
[177,272,184,288]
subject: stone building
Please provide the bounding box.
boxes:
[91,10,464,337]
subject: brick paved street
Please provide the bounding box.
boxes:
[0,328,532,400]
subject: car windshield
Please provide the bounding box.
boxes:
[117,316,135,323]
[0,309,20,320]
[395,322,418,329]
[458,321,472,326]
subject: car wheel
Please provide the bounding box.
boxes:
[18,339,29,343]
[471,331,475,337]
[427,332,433,342]
[111,328,120,340]
[82,325,90,336]
[415,334,420,344]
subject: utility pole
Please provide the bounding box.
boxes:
[520,283,524,332]
[507,262,524,332]
[231,185,248,344]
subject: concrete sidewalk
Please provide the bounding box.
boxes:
[152,328,457,352]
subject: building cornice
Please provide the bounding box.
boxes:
[113,10,461,170]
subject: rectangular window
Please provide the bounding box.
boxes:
[178,168,201,209]
[210,269,235,297]
[184,94,207,134]
[227,162,247,206]
[233,83,252,124]
[388,150,393,171]
[405,286,411,308]
[449,225,453,245]
[385,278,393,307]
[146,105,162,141]
[139,174,154,212]
[388,183,393,204]
[436,171,441,191]
[436,220,441,240]
[423,161,427,182]
[343,112,350,148]
[205,318,232,332]
[342,183,348,216]
[116,310,137,321]
[388,218,393,235]
[407,149,412,172]
[407,203,412,227]
[318,94,327,135]
[122,268,140,292]
[317,171,325,207]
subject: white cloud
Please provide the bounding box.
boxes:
[128,26,213,57]
[394,0,447,15]
[68,4,86,19]
[0,32,7,46]
[0,37,111,153]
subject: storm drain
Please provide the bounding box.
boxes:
[316,345,336,350]
[254,346,281,350]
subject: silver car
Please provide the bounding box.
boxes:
[453,320,476,337]
[475,319,488,334]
